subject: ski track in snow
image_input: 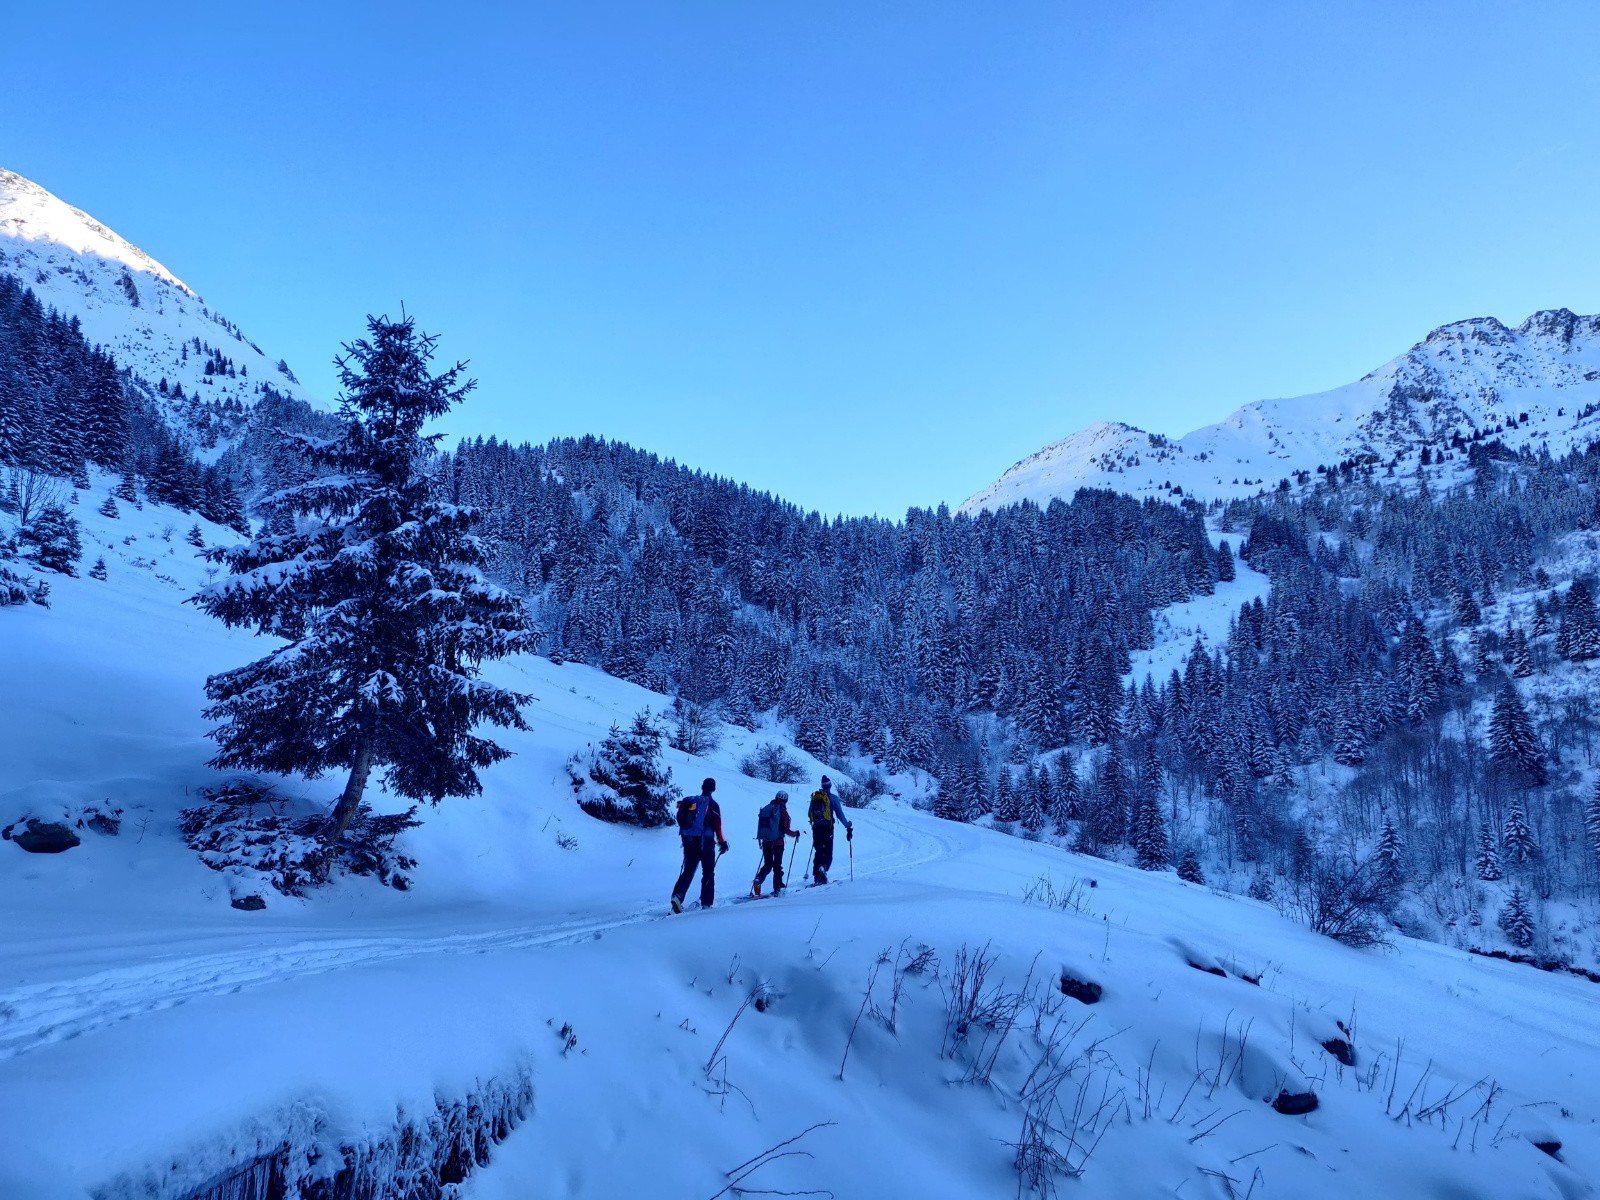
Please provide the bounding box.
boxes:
[0,809,953,1062]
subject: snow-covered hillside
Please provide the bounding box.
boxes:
[4,478,1600,1200]
[0,169,322,454]
[963,309,1600,513]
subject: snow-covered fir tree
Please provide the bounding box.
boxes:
[1473,821,1503,882]
[570,711,676,827]
[1501,797,1538,867]
[1488,678,1547,787]
[1498,885,1536,949]
[1215,539,1235,582]
[1587,780,1600,868]
[1049,757,1079,834]
[19,504,81,575]
[994,768,1019,823]
[1177,847,1204,884]
[1374,814,1404,888]
[193,315,534,847]
[1132,793,1170,870]
[1019,776,1046,835]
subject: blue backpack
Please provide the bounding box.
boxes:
[757,802,783,842]
[677,795,712,838]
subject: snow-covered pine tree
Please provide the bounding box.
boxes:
[1501,797,1538,866]
[1497,885,1535,949]
[571,711,676,827]
[1488,678,1547,787]
[1133,793,1170,870]
[1019,784,1045,836]
[88,556,107,581]
[1374,814,1404,888]
[20,504,82,575]
[1473,821,1502,881]
[1049,757,1079,834]
[1177,847,1204,884]
[933,774,967,823]
[1215,539,1235,582]
[1509,628,1534,679]
[1560,579,1600,661]
[994,768,1019,823]
[1587,780,1600,868]
[186,523,205,548]
[97,494,118,519]
[194,314,534,847]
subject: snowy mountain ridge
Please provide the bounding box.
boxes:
[962,307,1600,513]
[0,169,322,456]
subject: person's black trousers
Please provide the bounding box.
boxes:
[673,836,718,906]
[754,840,786,891]
[812,822,835,882]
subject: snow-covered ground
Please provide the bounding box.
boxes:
[4,478,1599,1200]
[1125,531,1273,692]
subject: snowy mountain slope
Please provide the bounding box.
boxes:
[0,169,323,455]
[962,309,1600,513]
[5,482,1600,1200]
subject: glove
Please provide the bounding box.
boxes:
[718,841,729,855]
[846,826,853,841]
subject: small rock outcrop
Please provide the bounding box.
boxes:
[1272,1090,1319,1116]
[1321,1036,1355,1066]
[1059,973,1103,1005]
[231,895,267,911]
[5,819,81,853]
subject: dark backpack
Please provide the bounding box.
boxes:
[757,802,782,842]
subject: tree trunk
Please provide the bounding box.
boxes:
[323,735,375,848]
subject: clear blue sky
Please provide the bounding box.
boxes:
[5,2,1599,516]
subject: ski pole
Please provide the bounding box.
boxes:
[804,839,814,883]
[787,832,801,880]
[849,833,854,881]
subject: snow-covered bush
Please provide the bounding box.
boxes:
[833,771,881,810]
[180,780,420,896]
[569,711,676,827]
[0,561,49,607]
[739,741,806,784]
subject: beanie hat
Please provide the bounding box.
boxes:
[702,777,716,794]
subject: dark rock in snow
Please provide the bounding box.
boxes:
[1531,1137,1563,1159]
[8,819,81,853]
[231,895,267,911]
[1272,1090,1319,1116]
[1188,960,1227,978]
[1321,1037,1355,1066]
[1059,974,1103,1005]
